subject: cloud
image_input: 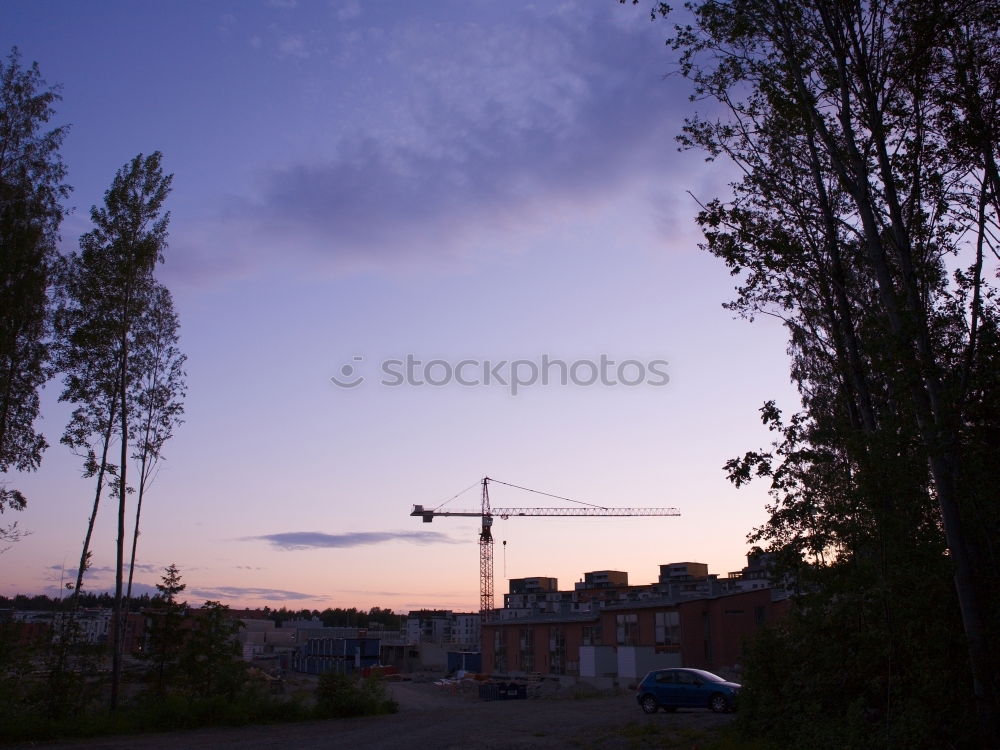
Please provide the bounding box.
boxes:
[49,564,113,575]
[41,581,162,599]
[245,530,462,550]
[189,585,315,602]
[48,562,162,581]
[334,1,361,22]
[207,3,686,275]
[277,34,310,58]
[339,588,470,599]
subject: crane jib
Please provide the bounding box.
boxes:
[410,504,680,521]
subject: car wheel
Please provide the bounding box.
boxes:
[709,693,729,713]
[640,695,659,714]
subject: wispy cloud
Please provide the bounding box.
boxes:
[175,3,684,281]
[277,34,310,58]
[334,1,361,22]
[41,581,161,599]
[245,530,462,550]
[189,585,315,602]
[48,562,161,580]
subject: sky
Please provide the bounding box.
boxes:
[1,0,800,614]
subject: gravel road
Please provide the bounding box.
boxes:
[10,680,735,750]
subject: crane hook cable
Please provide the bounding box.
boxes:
[486,477,609,510]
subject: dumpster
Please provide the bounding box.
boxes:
[502,682,524,700]
[478,682,500,701]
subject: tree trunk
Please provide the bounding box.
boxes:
[110,332,128,710]
[72,397,117,603]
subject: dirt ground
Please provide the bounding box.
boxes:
[11,679,735,750]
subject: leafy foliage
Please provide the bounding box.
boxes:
[0,47,69,542]
[124,283,185,607]
[53,151,177,707]
[651,0,1000,745]
[313,672,398,718]
[144,563,187,694]
[178,600,246,700]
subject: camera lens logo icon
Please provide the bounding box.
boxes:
[330,356,365,388]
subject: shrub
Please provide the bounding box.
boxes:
[313,672,398,718]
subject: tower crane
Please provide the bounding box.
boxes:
[411,477,681,621]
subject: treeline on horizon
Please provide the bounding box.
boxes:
[0,594,405,629]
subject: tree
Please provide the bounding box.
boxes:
[146,563,187,694]
[124,285,186,614]
[179,601,245,700]
[648,0,999,744]
[54,152,173,709]
[0,47,69,546]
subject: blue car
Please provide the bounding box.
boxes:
[636,667,740,713]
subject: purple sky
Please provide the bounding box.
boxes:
[2,1,798,612]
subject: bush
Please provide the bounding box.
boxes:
[736,559,978,750]
[313,672,398,718]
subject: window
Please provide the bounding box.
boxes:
[616,614,638,646]
[754,605,766,624]
[549,626,565,675]
[674,670,696,685]
[582,624,602,646]
[493,630,505,671]
[654,611,680,651]
[519,628,534,650]
[519,628,534,672]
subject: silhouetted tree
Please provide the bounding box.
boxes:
[179,601,244,699]
[146,563,186,694]
[649,0,1000,744]
[0,48,69,547]
[124,286,185,612]
[54,152,173,709]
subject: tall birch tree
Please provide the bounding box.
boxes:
[55,152,173,709]
[124,284,186,615]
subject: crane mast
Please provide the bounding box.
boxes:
[479,478,493,617]
[412,477,681,622]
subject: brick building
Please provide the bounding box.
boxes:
[482,558,789,681]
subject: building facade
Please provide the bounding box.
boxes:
[482,557,789,681]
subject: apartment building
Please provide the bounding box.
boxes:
[405,609,480,649]
[482,556,789,682]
